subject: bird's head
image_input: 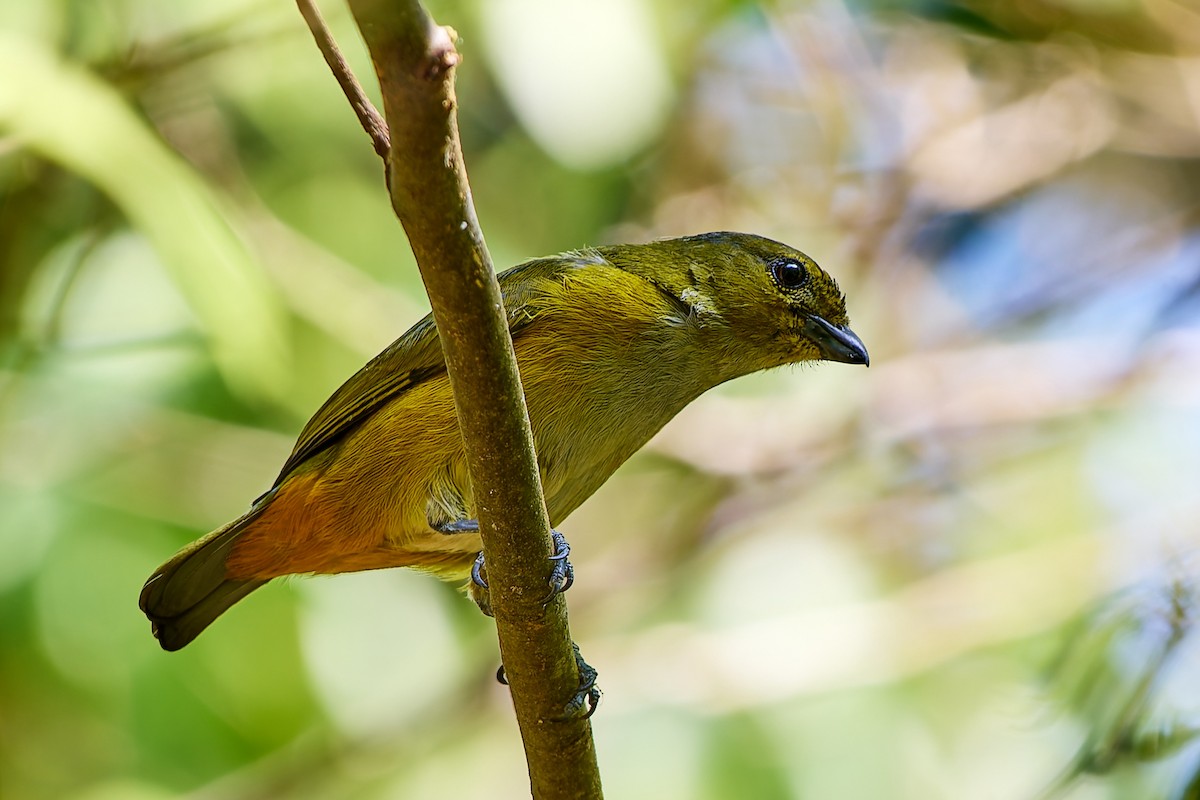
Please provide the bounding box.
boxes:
[605,231,869,376]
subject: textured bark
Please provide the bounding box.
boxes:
[322,1,604,797]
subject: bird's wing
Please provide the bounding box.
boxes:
[268,256,574,487]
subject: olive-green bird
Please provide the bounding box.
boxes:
[140,232,869,650]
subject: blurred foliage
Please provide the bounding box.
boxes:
[3,0,1200,798]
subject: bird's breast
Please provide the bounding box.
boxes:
[516,320,708,524]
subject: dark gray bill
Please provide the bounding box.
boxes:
[804,314,870,366]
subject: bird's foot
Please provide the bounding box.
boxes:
[565,642,602,719]
[496,641,601,720]
[459,525,575,615]
[544,529,575,603]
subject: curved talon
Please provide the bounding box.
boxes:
[542,562,575,605]
[543,529,575,605]
[573,679,601,720]
[496,665,508,685]
[577,685,601,720]
[471,551,488,589]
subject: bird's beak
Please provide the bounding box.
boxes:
[804,314,870,367]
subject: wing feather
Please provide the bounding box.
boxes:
[268,256,577,487]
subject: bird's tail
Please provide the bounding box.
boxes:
[139,504,271,651]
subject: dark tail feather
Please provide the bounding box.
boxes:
[139,504,270,651]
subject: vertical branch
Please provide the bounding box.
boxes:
[316,1,603,797]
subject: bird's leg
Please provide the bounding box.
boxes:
[434,519,576,613]
[434,519,481,534]
[431,519,491,614]
[496,641,601,720]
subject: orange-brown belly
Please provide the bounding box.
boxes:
[223,472,477,581]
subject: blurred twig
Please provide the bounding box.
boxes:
[1040,577,1200,799]
[0,218,111,413]
[99,6,294,91]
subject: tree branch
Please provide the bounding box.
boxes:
[295,0,389,160]
[313,1,603,797]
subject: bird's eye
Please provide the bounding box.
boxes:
[770,259,807,290]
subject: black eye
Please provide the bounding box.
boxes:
[770,259,807,290]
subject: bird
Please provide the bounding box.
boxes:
[139,231,868,651]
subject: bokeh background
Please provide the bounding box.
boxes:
[4,0,1200,798]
